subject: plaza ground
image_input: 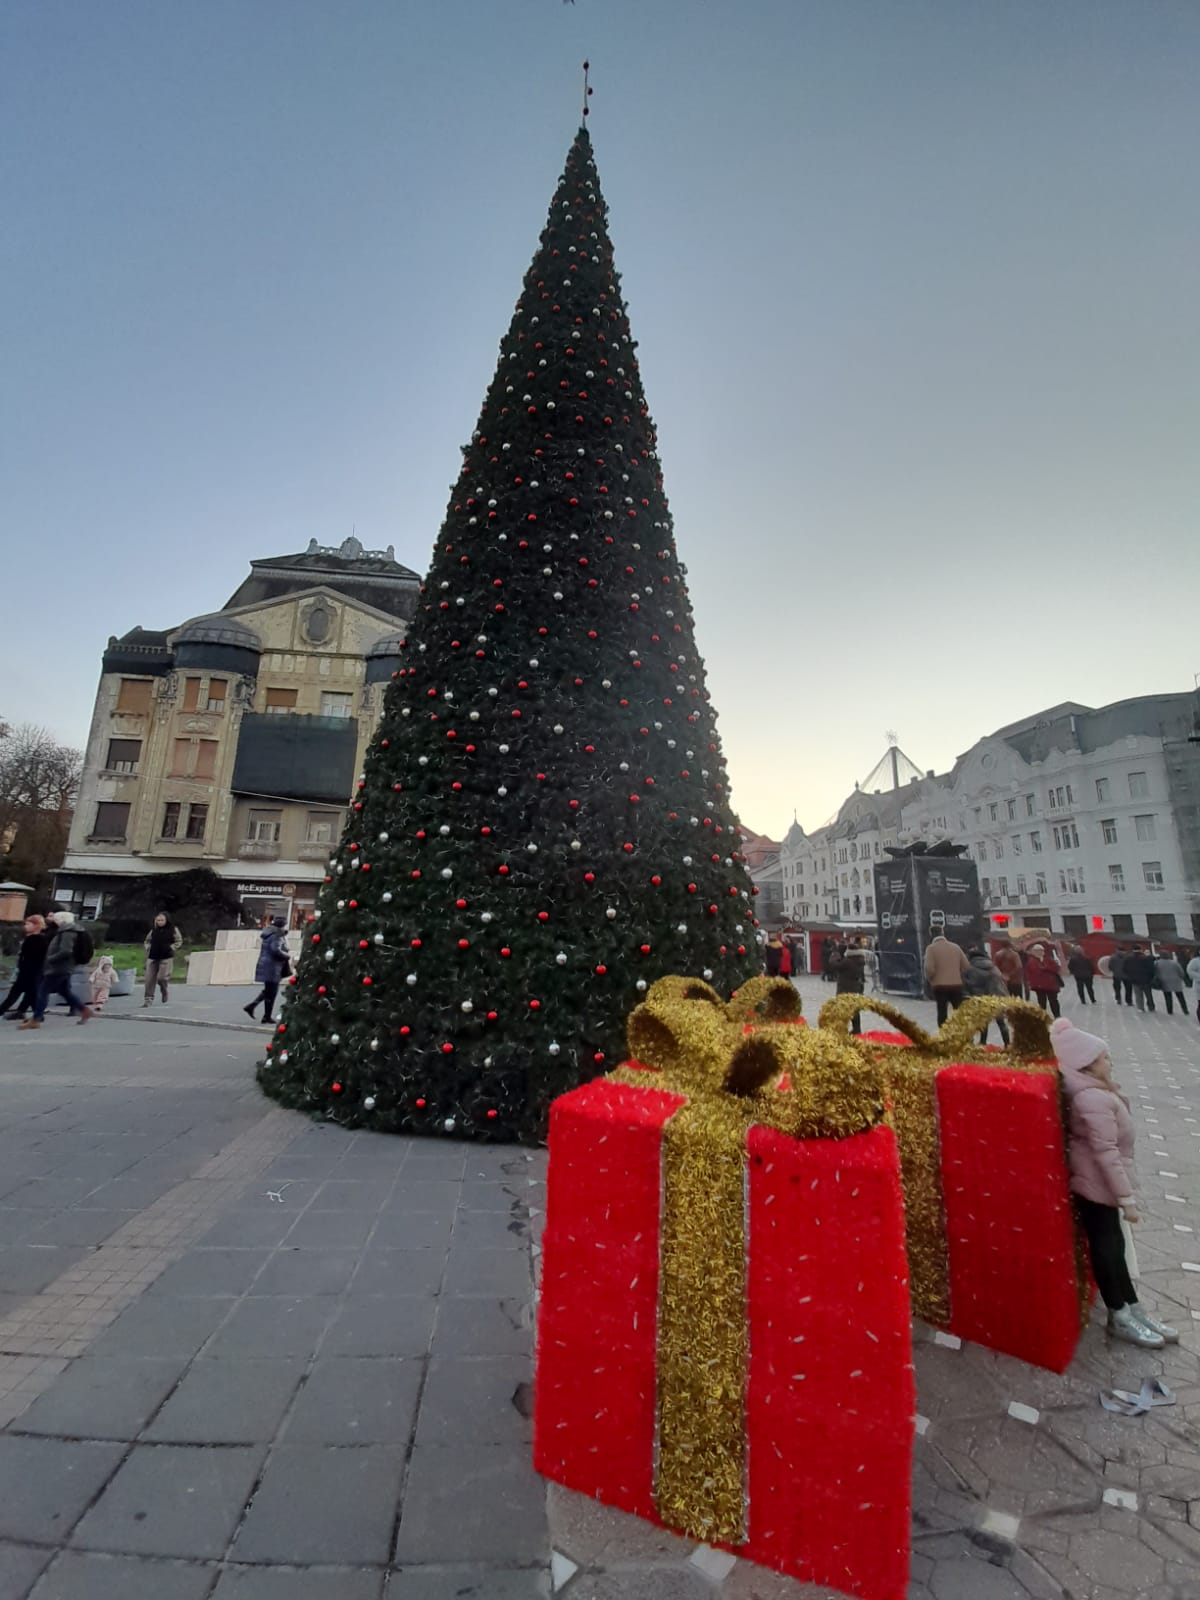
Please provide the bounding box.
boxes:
[0,977,1196,1599]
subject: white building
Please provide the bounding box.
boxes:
[780,693,1200,944]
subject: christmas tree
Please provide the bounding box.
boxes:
[260,124,760,1144]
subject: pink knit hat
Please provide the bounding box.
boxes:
[1050,1016,1108,1071]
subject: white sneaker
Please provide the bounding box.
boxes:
[1109,1306,1164,1348]
[1129,1304,1179,1344]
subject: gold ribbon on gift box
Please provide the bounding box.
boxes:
[609,976,885,1544]
[817,994,1055,1327]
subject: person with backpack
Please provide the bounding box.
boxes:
[19,911,94,1028]
[143,913,182,1006]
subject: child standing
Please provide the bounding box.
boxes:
[90,954,117,1012]
[1052,1017,1177,1348]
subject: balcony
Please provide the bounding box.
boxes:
[298,842,333,861]
[238,841,281,861]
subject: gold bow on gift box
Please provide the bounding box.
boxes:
[610,976,886,1542]
[816,994,1056,1327]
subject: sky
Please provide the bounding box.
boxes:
[3,0,1198,838]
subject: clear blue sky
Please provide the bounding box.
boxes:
[3,0,1197,836]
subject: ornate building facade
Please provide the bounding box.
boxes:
[55,538,420,926]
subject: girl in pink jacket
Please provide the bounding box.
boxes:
[1052,1017,1178,1348]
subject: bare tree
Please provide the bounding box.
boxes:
[0,722,83,889]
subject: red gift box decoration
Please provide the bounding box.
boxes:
[535,983,915,1600]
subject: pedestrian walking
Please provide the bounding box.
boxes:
[923,929,970,1026]
[1124,947,1156,1012]
[1188,951,1200,1023]
[1026,942,1065,1019]
[0,914,52,1021]
[1154,952,1188,1016]
[963,947,1011,1046]
[778,937,792,979]
[143,913,181,1006]
[1067,946,1096,1005]
[821,936,835,982]
[787,935,806,976]
[1052,1016,1177,1348]
[19,911,94,1029]
[992,942,1026,1000]
[89,954,117,1012]
[243,916,291,1024]
[831,937,868,1034]
[1103,948,1125,1004]
[863,940,880,993]
[764,933,784,977]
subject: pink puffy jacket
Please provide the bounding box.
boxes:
[1059,1062,1136,1207]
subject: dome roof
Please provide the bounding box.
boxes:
[367,630,406,658]
[175,615,262,652]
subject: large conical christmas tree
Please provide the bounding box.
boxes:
[260,125,761,1143]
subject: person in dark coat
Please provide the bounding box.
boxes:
[18,912,94,1028]
[1108,947,1126,1005]
[764,934,783,977]
[244,917,291,1024]
[1124,947,1156,1013]
[963,947,1011,1046]
[0,915,52,1021]
[1067,946,1096,1005]
[831,939,868,1034]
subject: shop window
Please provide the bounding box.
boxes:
[116,678,152,715]
[1062,914,1087,936]
[105,738,141,774]
[92,801,130,840]
[1146,912,1177,937]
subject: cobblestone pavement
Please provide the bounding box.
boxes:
[0,979,1196,1599]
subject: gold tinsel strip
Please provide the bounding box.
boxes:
[726,975,804,1025]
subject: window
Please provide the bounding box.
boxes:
[1146,912,1177,938]
[305,812,339,851]
[321,692,353,719]
[995,840,1005,858]
[978,842,988,860]
[1058,870,1067,894]
[1006,798,1016,821]
[1011,835,1022,856]
[206,678,227,713]
[1066,868,1080,894]
[247,809,282,843]
[1035,873,1047,898]
[1095,777,1111,802]
[92,801,130,840]
[997,877,1009,900]
[105,737,141,774]
[864,896,873,914]
[116,678,153,715]
[1108,864,1125,892]
[194,740,218,780]
[171,738,191,776]
[1062,914,1087,937]
[981,877,991,897]
[161,801,181,839]
[1016,875,1027,897]
[1025,795,1035,817]
[1030,830,1042,853]
[1134,814,1157,843]
[988,803,998,822]
[1101,819,1118,845]
[842,899,850,916]
[973,807,982,821]
[1066,785,1074,805]
[1112,913,1134,935]
[1142,861,1164,891]
[1067,822,1080,849]
[1128,771,1149,799]
[182,677,202,712]
[185,803,208,841]
[265,687,298,714]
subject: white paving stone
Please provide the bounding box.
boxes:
[689,1544,739,1582]
[979,1509,1020,1541]
[551,1551,579,1591]
[1007,1401,1039,1425]
[1102,1487,1138,1510]
[933,1331,961,1349]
